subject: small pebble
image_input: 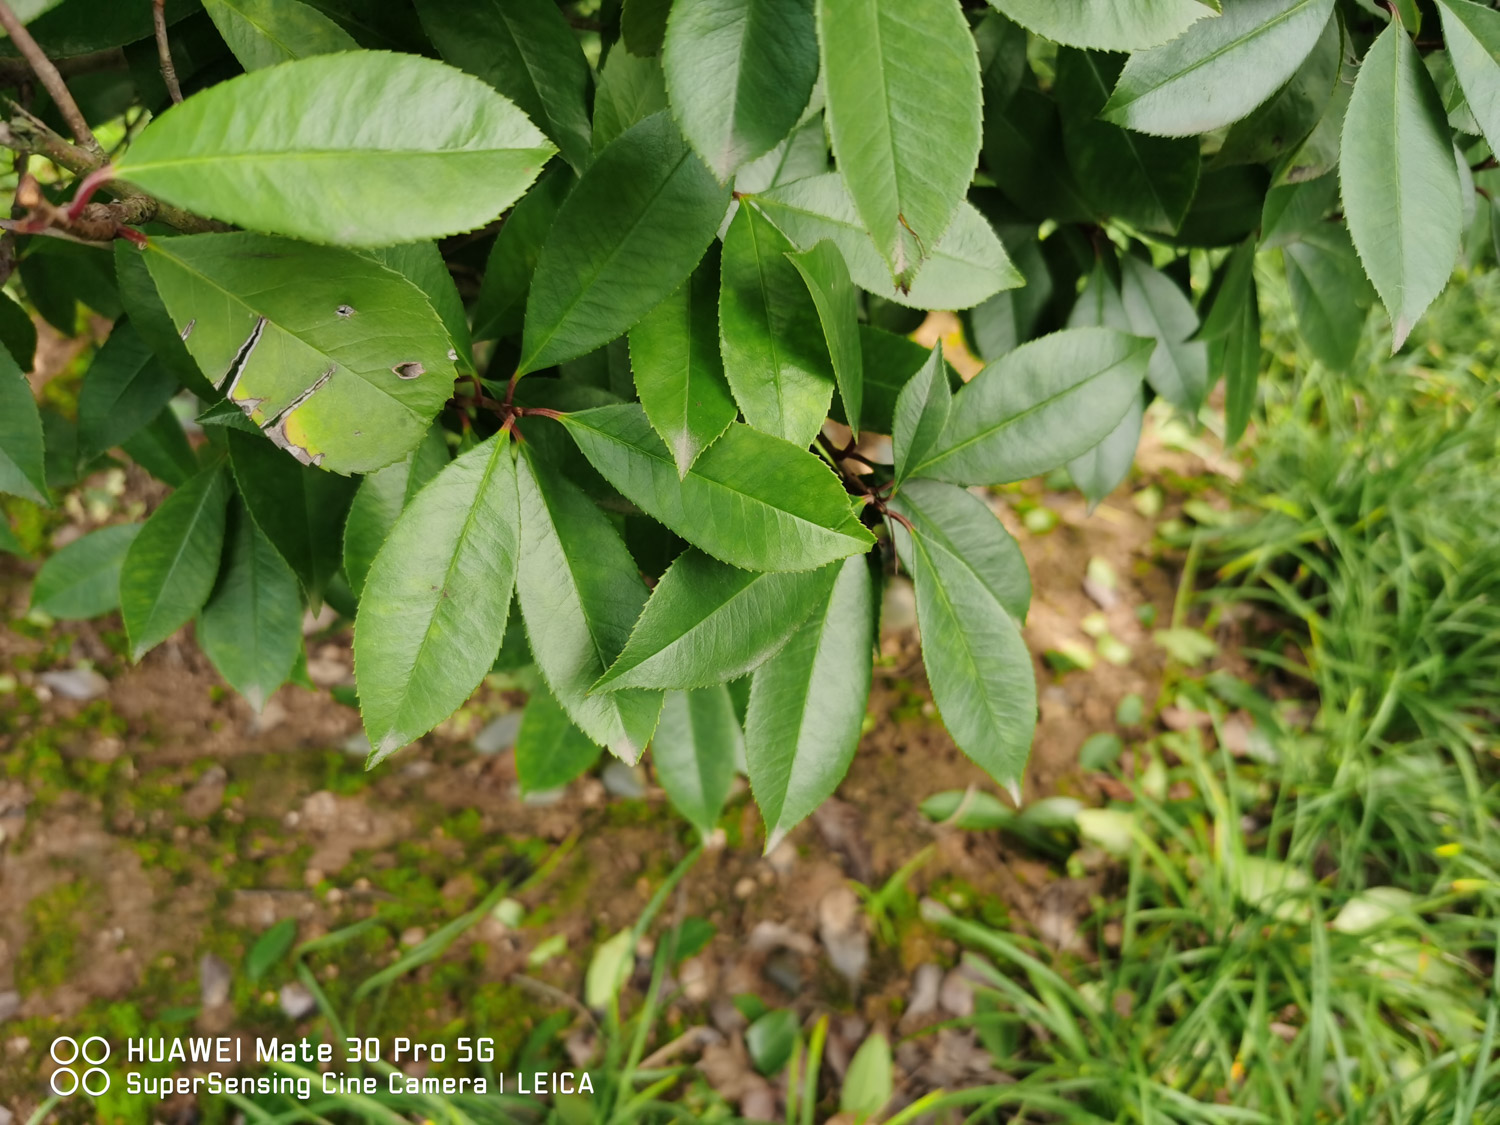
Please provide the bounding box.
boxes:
[601,761,646,799]
[199,953,231,1008]
[474,712,521,754]
[38,666,108,701]
[279,982,317,1020]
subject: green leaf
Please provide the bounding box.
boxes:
[519,112,730,374]
[4,0,196,56]
[965,235,1055,361]
[841,1033,893,1121]
[745,554,872,849]
[0,0,67,29]
[594,549,839,690]
[1118,255,1209,410]
[734,113,829,194]
[516,680,604,794]
[116,52,556,246]
[121,466,232,660]
[199,502,304,711]
[889,479,1030,623]
[1282,226,1374,370]
[1275,63,1351,185]
[114,243,213,400]
[1067,255,1131,332]
[30,523,141,620]
[414,0,592,172]
[0,291,36,375]
[342,425,449,598]
[1341,20,1463,349]
[983,85,1096,225]
[592,48,669,152]
[663,0,819,180]
[1259,176,1340,249]
[852,326,935,436]
[1103,0,1335,136]
[560,405,874,572]
[986,0,1212,51]
[746,1009,800,1076]
[910,328,1153,486]
[227,429,358,607]
[1055,49,1201,235]
[1216,12,1341,168]
[123,407,199,487]
[0,518,20,557]
[517,448,663,763]
[473,168,573,343]
[653,686,741,836]
[629,251,737,476]
[144,233,457,474]
[892,344,950,487]
[0,346,48,504]
[1066,393,1144,510]
[1439,0,1500,160]
[77,319,179,462]
[244,919,298,983]
[623,0,673,55]
[817,0,982,286]
[363,242,474,375]
[786,240,864,435]
[202,0,357,70]
[719,204,835,447]
[752,176,1021,311]
[354,435,520,766]
[1202,241,1261,443]
[890,490,1036,790]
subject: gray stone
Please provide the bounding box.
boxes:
[474,712,522,754]
[279,982,317,1020]
[199,953,231,1008]
[601,760,646,799]
[39,666,108,701]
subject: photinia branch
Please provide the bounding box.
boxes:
[0,104,224,236]
[151,0,183,105]
[0,0,99,153]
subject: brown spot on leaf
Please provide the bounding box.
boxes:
[393,362,425,380]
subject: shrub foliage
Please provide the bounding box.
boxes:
[4,0,1492,841]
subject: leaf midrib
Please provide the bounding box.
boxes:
[136,472,221,645]
[571,413,866,545]
[391,440,510,726]
[912,342,1149,475]
[910,530,1018,751]
[123,146,549,174]
[1114,0,1327,110]
[601,569,761,686]
[521,142,695,371]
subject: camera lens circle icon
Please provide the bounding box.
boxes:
[49,1065,79,1096]
[50,1036,79,1065]
[48,1036,110,1095]
[82,1067,111,1095]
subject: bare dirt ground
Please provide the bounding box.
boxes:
[0,385,1230,1118]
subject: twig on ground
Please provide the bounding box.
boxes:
[0,0,99,152]
[151,0,182,105]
